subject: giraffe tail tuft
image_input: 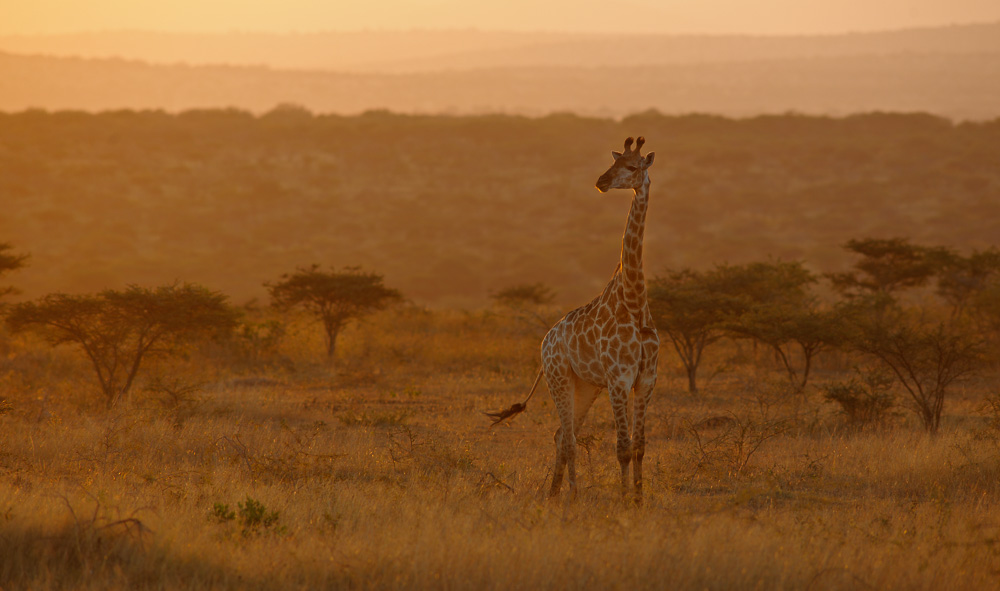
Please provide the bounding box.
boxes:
[484,403,527,427]
[483,367,544,428]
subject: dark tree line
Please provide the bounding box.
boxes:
[4,109,999,307]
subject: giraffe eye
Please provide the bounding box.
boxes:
[625,165,637,171]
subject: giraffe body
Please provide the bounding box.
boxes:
[542,137,659,503]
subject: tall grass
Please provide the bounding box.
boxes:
[1,308,999,589]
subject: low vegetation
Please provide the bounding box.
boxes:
[2,269,1000,588]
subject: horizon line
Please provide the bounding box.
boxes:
[2,19,1000,40]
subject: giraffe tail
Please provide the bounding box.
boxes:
[484,368,544,427]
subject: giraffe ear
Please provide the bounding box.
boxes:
[612,151,623,161]
[644,152,655,167]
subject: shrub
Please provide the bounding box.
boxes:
[823,367,896,427]
[211,496,285,537]
[850,309,986,434]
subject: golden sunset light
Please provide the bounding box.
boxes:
[3,1,1000,589]
[3,0,1000,34]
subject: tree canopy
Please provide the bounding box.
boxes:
[650,261,842,394]
[266,265,402,359]
[934,247,1000,319]
[649,268,738,394]
[827,238,945,299]
[490,283,555,308]
[0,242,28,302]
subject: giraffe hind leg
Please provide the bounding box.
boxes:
[631,338,658,505]
[547,376,578,500]
[549,427,578,499]
[549,426,566,497]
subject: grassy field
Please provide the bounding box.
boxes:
[2,307,1000,590]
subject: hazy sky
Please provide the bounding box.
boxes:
[3,0,1000,35]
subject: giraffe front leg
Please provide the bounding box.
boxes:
[632,365,657,506]
[608,383,633,502]
[631,393,650,505]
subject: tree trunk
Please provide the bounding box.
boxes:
[104,385,117,410]
[686,363,698,394]
[927,391,944,435]
[922,404,941,435]
[772,344,799,391]
[798,350,813,393]
[325,324,341,360]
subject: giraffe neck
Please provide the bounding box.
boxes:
[619,177,650,312]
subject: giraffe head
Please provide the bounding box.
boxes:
[595,136,655,193]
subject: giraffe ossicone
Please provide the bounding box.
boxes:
[486,136,659,504]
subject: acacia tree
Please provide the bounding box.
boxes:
[848,305,985,434]
[827,237,945,302]
[717,261,845,391]
[6,283,239,408]
[266,265,402,359]
[826,238,989,432]
[0,242,29,303]
[490,283,555,308]
[735,303,845,392]
[649,269,737,394]
[972,282,1000,336]
[935,247,1000,320]
[490,282,558,336]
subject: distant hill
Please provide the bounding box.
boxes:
[1,49,999,119]
[1,24,999,119]
[1,24,999,72]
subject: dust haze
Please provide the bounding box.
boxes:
[4,10,1000,591]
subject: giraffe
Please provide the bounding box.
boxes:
[487,136,659,504]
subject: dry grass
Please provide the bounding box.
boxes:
[2,308,1000,590]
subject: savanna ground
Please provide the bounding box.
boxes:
[2,306,1000,590]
